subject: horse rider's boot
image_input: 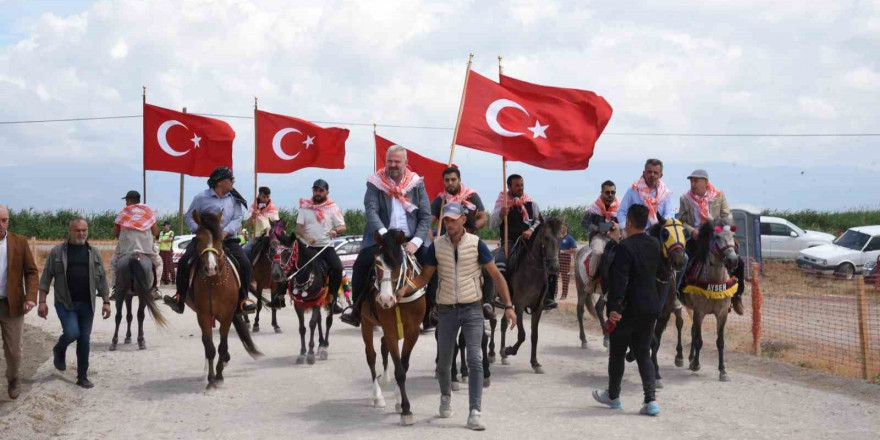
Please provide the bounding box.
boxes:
[340,298,362,327]
[731,293,744,315]
[163,293,185,314]
[239,288,257,314]
[543,274,559,310]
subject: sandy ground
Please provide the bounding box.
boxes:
[1,286,879,440]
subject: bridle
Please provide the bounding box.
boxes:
[661,218,686,259]
[373,245,422,304]
[517,223,559,274]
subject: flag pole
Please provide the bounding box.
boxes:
[499,55,509,258]
[178,107,187,236]
[372,123,377,172]
[447,53,474,166]
[253,97,259,239]
[142,86,147,204]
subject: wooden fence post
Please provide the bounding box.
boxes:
[855,275,871,381]
[751,261,763,357]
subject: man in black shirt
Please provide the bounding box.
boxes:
[592,204,663,416]
[38,218,111,389]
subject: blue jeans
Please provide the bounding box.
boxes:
[54,302,95,380]
[437,302,484,411]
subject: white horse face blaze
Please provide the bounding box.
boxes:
[376,257,397,310]
[206,251,218,277]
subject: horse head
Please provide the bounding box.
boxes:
[696,220,739,274]
[652,215,687,271]
[271,230,296,283]
[374,229,407,310]
[193,210,224,278]
[532,217,562,275]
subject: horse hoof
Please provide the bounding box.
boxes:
[138,339,146,350]
[124,337,132,344]
[372,398,386,408]
[206,383,217,391]
[401,414,414,426]
[318,350,328,361]
[501,357,510,366]
[451,382,460,392]
[109,343,117,352]
[581,340,588,349]
[484,377,491,388]
[461,375,468,383]
[252,325,260,333]
[307,353,316,365]
[488,354,496,364]
[533,365,545,374]
[720,372,730,382]
[296,355,306,365]
[379,374,390,388]
[274,327,282,334]
[395,403,403,414]
[675,357,684,368]
[690,362,701,372]
[656,379,663,389]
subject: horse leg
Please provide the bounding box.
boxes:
[307,308,319,365]
[215,320,232,384]
[200,317,217,390]
[386,337,413,425]
[577,290,588,349]
[595,294,610,348]
[505,309,527,357]
[137,298,147,350]
[272,284,282,332]
[316,308,328,360]
[362,323,384,408]
[124,296,133,344]
[500,312,509,365]
[653,313,671,386]
[675,307,685,367]
[296,308,307,364]
[379,336,391,388]
[690,311,704,372]
[110,297,124,351]
[459,330,469,383]
[324,299,334,349]
[488,315,497,364]
[718,308,730,382]
[530,308,544,374]
[252,285,262,333]
[482,326,491,387]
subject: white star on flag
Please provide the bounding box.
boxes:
[527,120,549,139]
[191,133,202,148]
[303,135,315,148]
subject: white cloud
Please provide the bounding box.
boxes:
[844,67,880,90]
[798,97,838,120]
[110,38,127,58]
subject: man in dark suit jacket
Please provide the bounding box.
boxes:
[0,205,40,400]
[341,145,431,327]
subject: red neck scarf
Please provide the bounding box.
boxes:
[250,200,279,221]
[587,196,620,221]
[299,198,341,223]
[685,183,721,224]
[115,204,156,231]
[367,168,422,212]
[632,177,669,224]
[438,184,477,210]
[494,191,534,220]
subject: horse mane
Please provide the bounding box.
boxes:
[378,229,404,268]
[691,221,716,264]
[199,212,223,241]
[537,217,563,240]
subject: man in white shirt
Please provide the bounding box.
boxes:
[341,146,431,327]
[297,179,347,310]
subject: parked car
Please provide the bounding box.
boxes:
[760,216,835,259]
[863,255,880,286]
[171,234,195,266]
[796,226,880,279]
[332,236,362,279]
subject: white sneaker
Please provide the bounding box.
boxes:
[466,409,486,431]
[439,395,452,418]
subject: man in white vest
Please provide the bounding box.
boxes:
[397,202,516,431]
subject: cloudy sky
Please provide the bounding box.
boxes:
[1,0,878,217]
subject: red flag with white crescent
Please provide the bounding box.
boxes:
[255,110,348,174]
[143,104,234,177]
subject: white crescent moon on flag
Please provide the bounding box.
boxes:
[272,127,303,161]
[157,120,191,157]
[485,99,529,137]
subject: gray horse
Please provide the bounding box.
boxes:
[111,253,167,351]
[681,221,740,382]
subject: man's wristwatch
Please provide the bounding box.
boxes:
[504,305,514,310]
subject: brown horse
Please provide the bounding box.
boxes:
[248,220,286,333]
[189,211,262,390]
[360,230,426,426]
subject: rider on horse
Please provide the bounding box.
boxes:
[488,174,557,310]
[617,159,676,230]
[110,190,160,300]
[429,167,491,323]
[163,166,257,315]
[580,180,620,290]
[341,145,432,328]
[243,186,279,262]
[296,179,347,308]
[678,169,744,315]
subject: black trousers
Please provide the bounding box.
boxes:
[176,238,251,303]
[309,246,344,300]
[608,316,657,403]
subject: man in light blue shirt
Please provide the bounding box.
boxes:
[164,167,256,314]
[617,159,676,228]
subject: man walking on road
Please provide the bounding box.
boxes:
[38,218,111,389]
[0,204,40,399]
[593,204,664,416]
[398,202,517,431]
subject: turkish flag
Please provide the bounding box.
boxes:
[454,70,613,170]
[375,135,448,198]
[256,110,348,174]
[143,104,234,177]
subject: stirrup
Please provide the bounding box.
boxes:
[240,298,257,314]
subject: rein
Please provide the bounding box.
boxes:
[374,247,423,303]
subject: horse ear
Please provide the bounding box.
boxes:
[193,210,201,226]
[395,230,406,245]
[657,213,666,225]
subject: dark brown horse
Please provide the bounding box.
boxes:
[189,211,262,390]
[272,231,338,365]
[360,230,426,426]
[498,217,562,373]
[248,220,286,333]
[110,253,168,351]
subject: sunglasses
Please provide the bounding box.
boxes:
[603,191,616,195]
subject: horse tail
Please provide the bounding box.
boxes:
[129,255,168,328]
[232,312,263,359]
[574,246,598,320]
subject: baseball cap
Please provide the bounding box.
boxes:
[687,169,709,180]
[123,190,141,201]
[441,202,467,221]
[312,179,329,191]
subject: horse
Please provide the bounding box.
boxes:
[188,211,262,390]
[681,220,740,382]
[646,218,687,388]
[360,230,426,426]
[272,231,338,365]
[248,220,287,333]
[495,217,562,373]
[110,253,168,351]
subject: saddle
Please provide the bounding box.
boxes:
[492,240,526,276]
[248,236,270,265]
[186,245,243,293]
